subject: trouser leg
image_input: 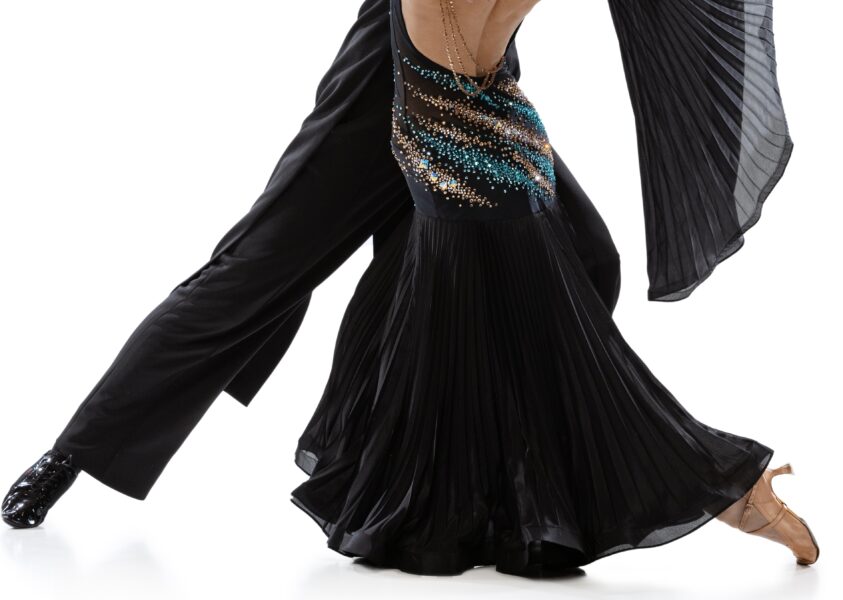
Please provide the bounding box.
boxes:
[53,63,411,500]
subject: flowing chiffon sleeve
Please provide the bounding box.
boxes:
[606,0,793,301]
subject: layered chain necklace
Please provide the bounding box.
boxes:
[438,0,507,97]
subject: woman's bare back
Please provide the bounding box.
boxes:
[401,0,541,77]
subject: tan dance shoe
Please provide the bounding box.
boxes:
[718,463,819,565]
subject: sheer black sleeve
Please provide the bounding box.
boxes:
[607,0,793,301]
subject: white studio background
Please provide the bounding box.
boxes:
[0,1,839,599]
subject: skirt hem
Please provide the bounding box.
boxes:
[290,443,773,577]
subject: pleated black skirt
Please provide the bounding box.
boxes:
[290,198,773,577]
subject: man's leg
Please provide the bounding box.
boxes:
[51,62,411,501]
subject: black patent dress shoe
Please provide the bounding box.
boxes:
[2,448,81,528]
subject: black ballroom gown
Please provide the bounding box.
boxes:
[288,0,779,577]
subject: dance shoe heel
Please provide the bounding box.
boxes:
[722,462,820,565]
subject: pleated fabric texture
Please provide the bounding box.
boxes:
[291,199,774,576]
[607,0,793,301]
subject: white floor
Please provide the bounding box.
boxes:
[0,475,833,600]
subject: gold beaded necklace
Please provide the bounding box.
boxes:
[439,0,506,97]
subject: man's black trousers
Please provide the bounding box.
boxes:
[53,65,412,501]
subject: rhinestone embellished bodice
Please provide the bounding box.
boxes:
[389,0,558,221]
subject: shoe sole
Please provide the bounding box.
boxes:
[2,513,39,528]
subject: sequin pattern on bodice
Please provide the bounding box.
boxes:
[389,0,557,220]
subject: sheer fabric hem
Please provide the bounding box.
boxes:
[649,135,794,302]
[291,445,772,576]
